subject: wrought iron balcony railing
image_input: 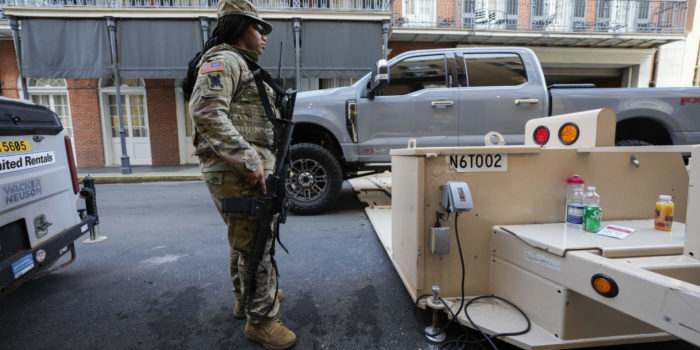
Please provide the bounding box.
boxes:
[0,0,390,11]
[0,0,685,33]
[393,0,687,33]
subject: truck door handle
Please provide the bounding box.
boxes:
[515,99,539,105]
[431,100,454,107]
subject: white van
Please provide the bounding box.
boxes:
[0,97,101,295]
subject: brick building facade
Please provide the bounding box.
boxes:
[1,38,182,167]
[0,0,698,168]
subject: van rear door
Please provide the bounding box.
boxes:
[0,99,80,251]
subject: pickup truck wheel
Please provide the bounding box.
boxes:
[616,139,653,146]
[286,143,343,215]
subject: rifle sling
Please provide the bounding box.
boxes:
[252,70,275,122]
[233,48,286,117]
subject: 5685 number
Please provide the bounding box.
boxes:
[0,141,31,153]
[447,154,507,173]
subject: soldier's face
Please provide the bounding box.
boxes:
[237,23,267,55]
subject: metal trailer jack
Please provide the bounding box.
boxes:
[82,225,107,244]
[79,176,107,244]
[424,286,447,343]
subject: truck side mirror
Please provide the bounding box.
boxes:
[367,59,389,99]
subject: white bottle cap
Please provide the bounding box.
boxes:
[587,186,596,191]
[659,195,672,201]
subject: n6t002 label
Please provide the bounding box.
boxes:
[447,154,507,172]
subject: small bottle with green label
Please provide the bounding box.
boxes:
[583,186,602,232]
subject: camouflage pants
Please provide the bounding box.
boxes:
[202,157,279,322]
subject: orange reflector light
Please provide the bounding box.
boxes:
[559,123,579,145]
[533,126,550,145]
[591,274,618,297]
[593,278,612,293]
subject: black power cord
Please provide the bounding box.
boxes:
[464,295,531,349]
[416,210,531,350]
[418,211,468,339]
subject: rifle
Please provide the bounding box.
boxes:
[275,41,285,88]
[220,48,296,319]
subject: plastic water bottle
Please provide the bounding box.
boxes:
[566,175,585,227]
[583,186,602,232]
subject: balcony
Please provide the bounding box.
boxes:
[4,0,682,33]
[0,0,390,11]
[393,0,687,33]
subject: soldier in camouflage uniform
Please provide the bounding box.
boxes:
[185,0,295,348]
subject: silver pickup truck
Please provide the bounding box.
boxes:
[286,47,700,214]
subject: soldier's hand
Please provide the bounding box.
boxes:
[247,164,267,195]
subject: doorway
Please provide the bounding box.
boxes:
[99,78,152,165]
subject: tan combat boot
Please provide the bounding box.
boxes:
[244,317,296,350]
[234,289,283,319]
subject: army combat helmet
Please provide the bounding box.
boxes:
[217,0,273,35]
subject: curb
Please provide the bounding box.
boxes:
[79,175,202,184]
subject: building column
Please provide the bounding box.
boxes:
[145,79,180,166]
[199,17,209,45]
[9,16,28,100]
[106,16,132,174]
[382,20,390,60]
[293,18,301,91]
[0,41,21,99]
[67,79,105,167]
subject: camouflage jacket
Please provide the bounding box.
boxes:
[189,44,280,173]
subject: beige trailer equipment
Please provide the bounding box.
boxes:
[388,108,700,349]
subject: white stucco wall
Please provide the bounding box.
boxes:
[526,46,655,88]
[656,1,699,86]
[655,35,699,86]
[455,44,657,87]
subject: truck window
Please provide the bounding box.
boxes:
[382,55,447,96]
[460,53,527,87]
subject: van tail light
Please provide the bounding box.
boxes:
[64,136,79,194]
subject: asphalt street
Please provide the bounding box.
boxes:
[0,182,695,350]
[0,181,440,350]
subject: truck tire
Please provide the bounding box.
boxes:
[616,139,653,146]
[286,143,343,215]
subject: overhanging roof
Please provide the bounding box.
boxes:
[390,28,687,48]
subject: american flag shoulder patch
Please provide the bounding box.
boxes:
[201,61,224,74]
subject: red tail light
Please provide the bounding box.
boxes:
[533,126,550,145]
[64,136,79,194]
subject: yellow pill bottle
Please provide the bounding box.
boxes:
[654,195,674,232]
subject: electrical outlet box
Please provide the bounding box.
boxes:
[430,227,451,255]
[440,181,473,213]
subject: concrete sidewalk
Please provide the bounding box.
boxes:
[78,165,202,183]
